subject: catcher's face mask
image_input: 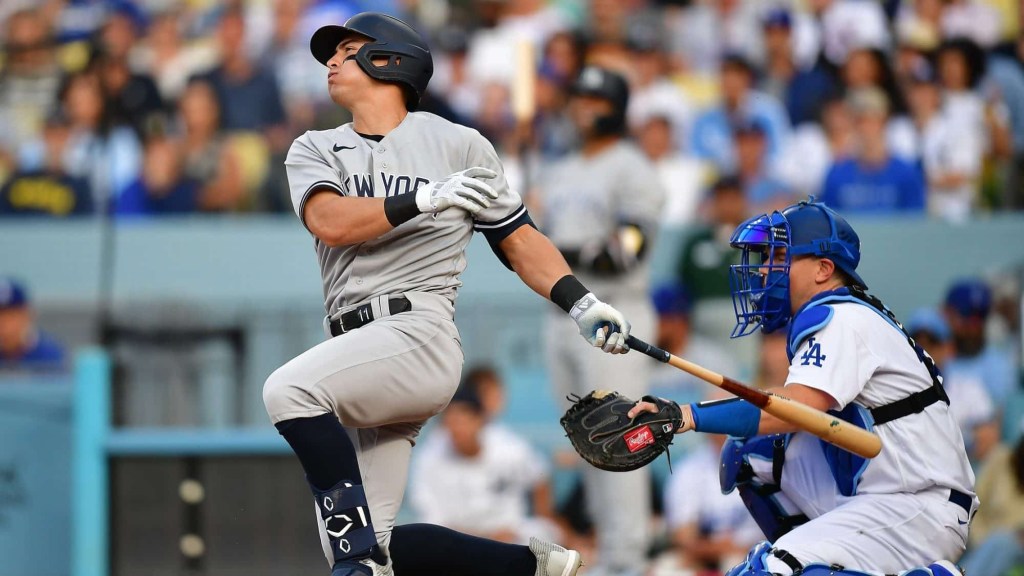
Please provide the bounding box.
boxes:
[728,211,792,337]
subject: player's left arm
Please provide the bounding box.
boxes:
[632,383,835,435]
[500,225,630,354]
[467,133,630,353]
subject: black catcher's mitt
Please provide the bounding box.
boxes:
[560,390,683,472]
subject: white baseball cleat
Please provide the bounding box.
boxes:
[529,537,584,576]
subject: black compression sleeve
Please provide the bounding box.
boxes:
[383,193,421,227]
[550,275,590,313]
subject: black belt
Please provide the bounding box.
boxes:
[329,296,412,337]
[949,488,972,515]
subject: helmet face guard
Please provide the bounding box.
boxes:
[728,198,867,338]
[729,211,793,337]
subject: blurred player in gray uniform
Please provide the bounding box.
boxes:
[262,13,635,576]
[537,66,665,575]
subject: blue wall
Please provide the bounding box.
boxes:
[3,215,1022,314]
[0,378,73,576]
[3,215,1022,428]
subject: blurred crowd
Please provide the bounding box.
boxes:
[0,0,1022,219]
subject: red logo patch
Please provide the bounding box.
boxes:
[623,425,655,453]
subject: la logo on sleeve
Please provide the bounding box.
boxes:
[800,337,827,367]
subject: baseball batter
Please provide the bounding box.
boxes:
[631,199,977,576]
[537,65,665,575]
[262,13,632,576]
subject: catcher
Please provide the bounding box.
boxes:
[563,199,977,576]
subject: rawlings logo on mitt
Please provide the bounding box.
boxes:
[560,390,683,472]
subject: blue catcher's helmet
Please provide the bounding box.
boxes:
[729,198,866,337]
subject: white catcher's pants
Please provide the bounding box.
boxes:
[767,433,974,574]
[546,299,657,570]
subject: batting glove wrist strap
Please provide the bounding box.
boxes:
[383,192,421,227]
[550,274,590,313]
[689,397,761,437]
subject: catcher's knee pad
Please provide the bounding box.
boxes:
[725,541,775,576]
[720,435,807,541]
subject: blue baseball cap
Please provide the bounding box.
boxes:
[944,279,991,318]
[762,9,792,29]
[906,308,951,342]
[652,283,692,317]
[0,278,28,310]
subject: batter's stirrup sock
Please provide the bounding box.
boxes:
[314,480,379,570]
[275,414,361,491]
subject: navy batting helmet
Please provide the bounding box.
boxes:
[310,12,433,110]
[571,66,629,136]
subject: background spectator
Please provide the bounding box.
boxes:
[57,69,142,211]
[943,279,1018,404]
[820,88,926,213]
[906,63,983,221]
[0,278,65,371]
[648,283,731,400]
[689,54,791,174]
[113,132,200,216]
[410,383,559,545]
[130,9,218,103]
[674,176,759,380]
[759,8,837,128]
[0,8,62,179]
[732,118,793,213]
[776,95,857,198]
[0,110,92,216]
[907,308,1000,464]
[657,420,762,574]
[634,109,705,227]
[960,430,1024,576]
[176,79,247,212]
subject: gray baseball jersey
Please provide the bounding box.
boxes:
[286,111,530,316]
[536,141,665,300]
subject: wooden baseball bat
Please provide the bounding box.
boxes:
[625,335,882,459]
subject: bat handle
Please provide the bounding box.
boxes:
[626,335,671,363]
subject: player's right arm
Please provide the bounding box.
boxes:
[287,134,499,247]
[303,193,392,247]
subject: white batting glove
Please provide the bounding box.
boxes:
[569,293,631,354]
[415,167,499,215]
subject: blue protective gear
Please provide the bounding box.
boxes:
[690,397,761,438]
[720,435,808,541]
[726,541,965,576]
[728,198,865,337]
